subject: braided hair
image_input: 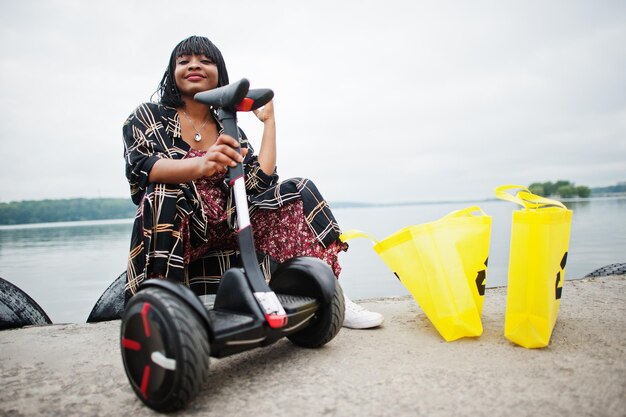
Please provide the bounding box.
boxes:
[157,36,229,108]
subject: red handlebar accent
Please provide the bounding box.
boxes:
[235,97,254,112]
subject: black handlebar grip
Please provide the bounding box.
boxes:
[194,78,250,109]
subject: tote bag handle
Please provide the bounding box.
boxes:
[339,229,379,244]
[495,184,566,210]
[442,205,488,219]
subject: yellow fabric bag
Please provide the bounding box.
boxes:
[496,185,573,348]
[340,206,491,341]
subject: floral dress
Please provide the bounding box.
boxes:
[183,149,346,278]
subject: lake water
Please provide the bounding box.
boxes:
[1,198,624,324]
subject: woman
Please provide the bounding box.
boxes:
[122,35,382,329]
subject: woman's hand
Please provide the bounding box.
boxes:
[253,100,275,124]
[198,134,248,177]
[253,99,277,175]
[148,134,248,184]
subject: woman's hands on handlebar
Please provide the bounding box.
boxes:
[198,134,248,177]
[148,134,247,184]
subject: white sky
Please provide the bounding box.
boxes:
[1,0,624,204]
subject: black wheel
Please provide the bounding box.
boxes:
[0,276,52,330]
[120,287,210,412]
[287,280,345,348]
[87,271,126,323]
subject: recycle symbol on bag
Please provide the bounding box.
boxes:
[475,258,488,296]
[555,252,568,300]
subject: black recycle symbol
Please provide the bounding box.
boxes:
[555,252,568,300]
[475,258,488,296]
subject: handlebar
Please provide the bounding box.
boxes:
[194,78,274,111]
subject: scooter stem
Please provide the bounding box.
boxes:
[217,108,264,292]
[196,79,287,328]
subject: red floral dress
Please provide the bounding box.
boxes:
[183,149,346,278]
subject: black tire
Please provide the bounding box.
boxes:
[120,287,210,412]
[87,271,126,323]
[0,277,52,330]
[287,280,345,348]
[585,263,626,278]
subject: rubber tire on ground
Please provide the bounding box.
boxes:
[120,287,210,412]
[0,277,52,330]
[287,280,345,348]
[86,271,126,323]
[584,263,626,278]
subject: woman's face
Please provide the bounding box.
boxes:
[174,54,219,98]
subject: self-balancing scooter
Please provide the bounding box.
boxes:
[120,78,345,412]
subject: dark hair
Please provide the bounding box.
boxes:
[156,36,229,107]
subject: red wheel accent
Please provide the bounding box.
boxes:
[141,302,151,337]
[140,365,151,400]
[122,337,141,351]
[265,313,288,329]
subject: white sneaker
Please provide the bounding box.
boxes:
[343,295,384,329]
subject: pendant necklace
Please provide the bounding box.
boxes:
[182,110,210,142]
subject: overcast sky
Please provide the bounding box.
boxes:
[1,0,624,204]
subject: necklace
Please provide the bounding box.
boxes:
[181,110,211,142]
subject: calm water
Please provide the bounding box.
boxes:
[1,198,624,324]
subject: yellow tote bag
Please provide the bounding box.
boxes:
[341,206,491,342]
[496,185,573,349]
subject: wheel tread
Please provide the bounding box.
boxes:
[287,282,345,348]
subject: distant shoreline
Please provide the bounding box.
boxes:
[1,195,625,227]
[0,217,134,230]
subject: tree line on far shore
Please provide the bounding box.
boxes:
[528,180,591,198]
[0,198,136,225]
[1,181,624,225]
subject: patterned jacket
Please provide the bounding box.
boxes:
[122,102,342,296]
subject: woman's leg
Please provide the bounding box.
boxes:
[251,200,345,277]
